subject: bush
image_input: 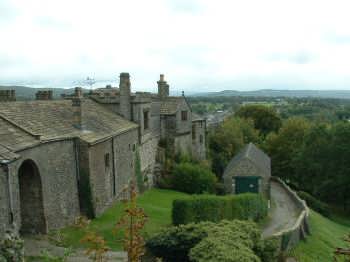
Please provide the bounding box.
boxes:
[172,163,217,194]
[146,220,271,262]
[297,191,330,217]
[172,193,268,225]
[254,237,280,262]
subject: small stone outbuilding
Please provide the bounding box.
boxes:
[223,143,271,198]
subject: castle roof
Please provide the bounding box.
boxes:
[223,143,271,178]
[159,96,190,115]
[0,99,138,161]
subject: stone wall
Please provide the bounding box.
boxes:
[175,100,192,135]
[174,134,192,156]
[7,139,80,233]
[88,139,114,216]
[86,128,138,217]
[0,167,10,236]
[223,158,270,198]
[270,177,310,251]
[113,129,138,199]
[191,120,206,160]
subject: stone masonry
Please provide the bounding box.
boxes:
[0,73,207,236]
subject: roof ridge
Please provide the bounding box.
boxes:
[0,114,41,139]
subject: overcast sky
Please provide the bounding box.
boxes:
[1,0,350,92]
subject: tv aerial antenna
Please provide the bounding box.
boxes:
[86,76,96,91]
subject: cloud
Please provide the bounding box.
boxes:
[1,0,350,91]
[264,51,317,65]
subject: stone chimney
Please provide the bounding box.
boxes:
[119,72,131,120]
[157,74,169,99]
[72,87,83,129]
[36,90,53,100]
[0,90,16,102]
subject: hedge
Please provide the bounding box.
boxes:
[146,220,278,262]
[172,193,268,225]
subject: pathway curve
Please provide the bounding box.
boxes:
[262,180,301,238]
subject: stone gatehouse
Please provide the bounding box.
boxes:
[0,73,206,236]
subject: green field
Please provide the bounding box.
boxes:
[58,189,190,250]
[289,210,350,262]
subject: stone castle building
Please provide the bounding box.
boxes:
[0,73,206,235]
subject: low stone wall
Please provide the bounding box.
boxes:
[270,177,310,251]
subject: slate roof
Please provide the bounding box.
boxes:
[0,99,138,150]
[192,113,205,122]
[223,143,271,177]
[159,97,189,115]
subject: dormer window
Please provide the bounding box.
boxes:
[181,111,188,121]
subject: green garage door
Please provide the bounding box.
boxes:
[235,176,260,194]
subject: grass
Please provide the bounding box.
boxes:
[58,189,190,251]
[288,210,350,262]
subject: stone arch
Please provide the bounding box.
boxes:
[18,159,47,234]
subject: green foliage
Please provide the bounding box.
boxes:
[254,238,280,262]
[208,117,259,177]
[298,191,330,217]
[0,230,24,262]
[264,117,311,181]
[172,193,268,225]
[146,220,271,262]
[236,105,282,136]
[172,163,217,194]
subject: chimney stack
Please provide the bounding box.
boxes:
[0,90,16,102]
[36,90,53,100]
[72,87,83,129]
[157,74,169,99]
[119,72,131,120]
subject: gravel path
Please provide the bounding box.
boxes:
[24,236,127,261]
[262,180,301,238]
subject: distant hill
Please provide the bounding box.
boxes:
[0,85,88,100]
[192,89,350,99]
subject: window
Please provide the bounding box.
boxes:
[181,110,188,121]
[192,124,196,140]
[143,110,149,130]
[104,153,110,168]
[200,135,203,144]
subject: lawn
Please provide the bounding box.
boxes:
[288,210,350,262]
[58,189,190,251]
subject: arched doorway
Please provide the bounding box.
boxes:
[18,160,46,234]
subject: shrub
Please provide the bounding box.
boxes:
[146,220,273,262]
[172,163,217,194]
[172,193,268,225]
[297,191,330,217]
[254,237,280,262]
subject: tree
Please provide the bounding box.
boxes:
[236,105,282,136]
[208,117,259,178]
[264,117,310,183]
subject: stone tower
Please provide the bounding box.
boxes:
[119,72,131,120]
[157,74,169,99]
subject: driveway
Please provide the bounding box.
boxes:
[262,180,301,238]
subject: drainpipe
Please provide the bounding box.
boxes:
[1,163,14,225]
